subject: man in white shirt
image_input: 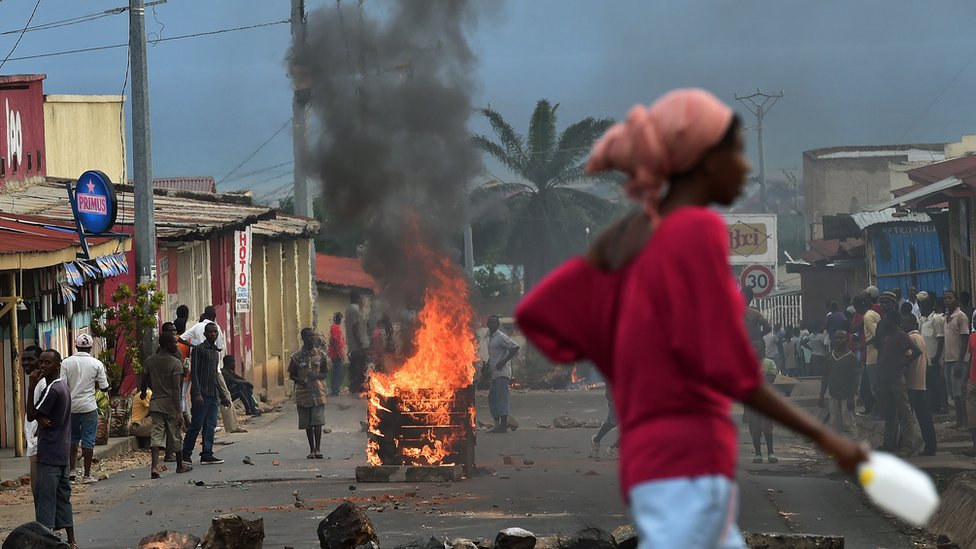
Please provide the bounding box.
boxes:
[918,292,947,414]
[60,333,109,484]
[486,316,520,434]
[181,305,227,351]
[21,345,44,496]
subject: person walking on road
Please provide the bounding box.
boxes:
[21,345,45,496]
[820,330,859,438]
[591,384,619,459]
[745,357,779,464]
[904,315,937,455]
[289,327,329,459]
[142,332,193,478]
[60,333,109,484]
[328,312,346,396]
[877,309,921,455]
[28,349,76,548]
[182,322,228,465]
[919,292,947,414]
[486,315,520,434]
[516,88,866,548]
[944,290,971,429]
[346,292,370,396]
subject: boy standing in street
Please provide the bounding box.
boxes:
[821,330,859,438]
[142,332,193,478]
[289,327,329,459]
[28,349,76,547]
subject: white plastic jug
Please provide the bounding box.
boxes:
[858,451,940,526]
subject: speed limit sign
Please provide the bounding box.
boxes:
[741,264,775,299]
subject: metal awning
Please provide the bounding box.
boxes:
[870,176,963,211]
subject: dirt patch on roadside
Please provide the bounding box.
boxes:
[0,449,151,541]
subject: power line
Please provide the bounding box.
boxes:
[0,11,113,36]
[217,117,292,185]
[2,19,290,63]
[0,0,42,73]
[222,160,295,184]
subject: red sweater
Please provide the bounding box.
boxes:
[516,207,761,497]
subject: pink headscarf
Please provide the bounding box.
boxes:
[585,88,734,222]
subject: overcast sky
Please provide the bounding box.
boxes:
[3,1,976,203]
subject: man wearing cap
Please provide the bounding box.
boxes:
[60,333,109,484]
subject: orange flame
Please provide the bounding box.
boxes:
[366,247,477,467]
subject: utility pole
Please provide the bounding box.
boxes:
[291,0,311,217]
[735,89,783,214]
[130,0,157,360]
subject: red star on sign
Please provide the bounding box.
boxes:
[86,181,96,193]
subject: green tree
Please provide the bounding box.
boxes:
[472,99,619,288]
[90,282,165,390]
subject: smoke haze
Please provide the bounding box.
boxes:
[292,1,486,311]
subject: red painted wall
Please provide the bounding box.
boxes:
[0,75,46,189]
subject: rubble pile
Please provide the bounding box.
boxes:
[3,501,851,548]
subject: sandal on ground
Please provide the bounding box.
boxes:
[151,471,161,480]
[307,454,315,459]
[176,465,193,474]
[314,453,324,459]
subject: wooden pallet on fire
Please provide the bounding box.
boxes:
[359,385,476,482]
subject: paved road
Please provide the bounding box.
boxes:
[70,390,917,549]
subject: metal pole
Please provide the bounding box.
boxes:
[291,0,311,217]
[130,0,157,360]
[735,89,783,215]
[10,273,23,458]
[756,108,766,214]
[463,224,474,277]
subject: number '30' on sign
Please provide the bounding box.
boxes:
[740,264,774,299]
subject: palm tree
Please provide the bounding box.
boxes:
[472,99,618,288]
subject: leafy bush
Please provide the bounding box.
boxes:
[90,282,165,390]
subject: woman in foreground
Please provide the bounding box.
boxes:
[515,89,867,548]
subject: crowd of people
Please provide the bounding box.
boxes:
[748,284,976,459]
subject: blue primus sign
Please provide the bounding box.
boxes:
[73,170,118,234]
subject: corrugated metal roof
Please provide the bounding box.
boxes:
[0,179,275,240]
[151,177,217,194]
[872,176,964,210]
[850,208,931,230]
[252,214,318,238]
[0,214,114,254]
[315,254,378,292]
[906,155,976,185]
[0,213,130,270]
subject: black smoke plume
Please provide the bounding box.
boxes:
[291,1,485,314]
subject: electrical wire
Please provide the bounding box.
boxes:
[222,160,295,185]
[2,19,290,63]
[0,0,43,73]
[0,11,114,36]
[216,118,292,185]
